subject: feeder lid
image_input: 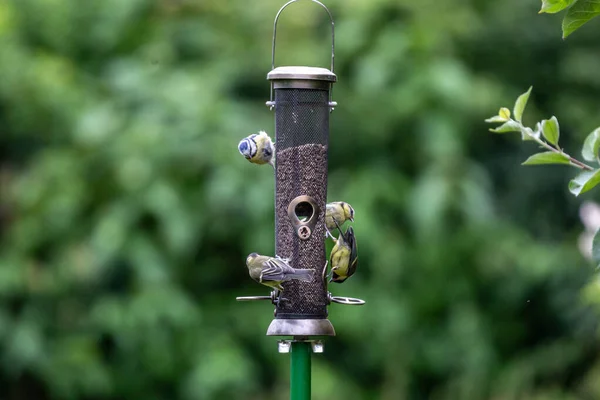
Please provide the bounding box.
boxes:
[267,66,336,82]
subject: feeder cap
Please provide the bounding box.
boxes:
[267,66,336,82]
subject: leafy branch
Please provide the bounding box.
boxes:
[485,87,600,197]
[540,0,600,38]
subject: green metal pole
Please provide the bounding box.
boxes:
[291,341,311,400]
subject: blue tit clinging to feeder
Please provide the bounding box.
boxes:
[325,202,354,230]
[328,219,358,284]
[238,131,275,168]
[246,253,315,291]
[325,201,354,239]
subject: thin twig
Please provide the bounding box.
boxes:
[515,119,595,171]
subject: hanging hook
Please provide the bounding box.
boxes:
[271,0,335,72]
[268,0,336,111]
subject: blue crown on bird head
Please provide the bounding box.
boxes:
[238,136,258,159]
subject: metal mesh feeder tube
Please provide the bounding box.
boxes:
[235,0,365,340]
[266,66,336,337]
[234,2,367,399]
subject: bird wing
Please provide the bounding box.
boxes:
[260,257,295,282]
[347,229,358,277]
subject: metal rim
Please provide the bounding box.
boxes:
[268,67,336,83]
[266,318,336,336]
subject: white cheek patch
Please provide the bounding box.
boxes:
[248,138,258,157]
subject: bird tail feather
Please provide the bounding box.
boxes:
[289,269,315,282]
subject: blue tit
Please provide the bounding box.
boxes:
[246,253,314,291]
[325,201,354,239]
[238,131,275,167]
[328,219,358,284]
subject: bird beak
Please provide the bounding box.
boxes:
[350,217,354,222]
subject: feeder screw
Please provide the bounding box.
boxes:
[298,226,311,240]
[278,340,291,353]
[311,341,324,353]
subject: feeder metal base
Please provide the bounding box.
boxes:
[266,319,335,337]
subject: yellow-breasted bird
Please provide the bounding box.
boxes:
[245,253,314,291]
[325,202,354,239]
[328,219,358,284]
[238,131,275,168]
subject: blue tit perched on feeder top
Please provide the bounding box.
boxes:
[246,253,315,291]
[238,131,275,167]
[325,201,355,231]
[328,221,358,284]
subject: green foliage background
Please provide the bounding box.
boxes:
[1,0,600,399]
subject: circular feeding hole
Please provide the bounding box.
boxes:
[294,201,314,223]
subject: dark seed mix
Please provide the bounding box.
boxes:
[275,143,329,319]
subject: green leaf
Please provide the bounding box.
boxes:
[499,108,511,120]
[521,127,539,142]
[485,108,511,123]
[485,116,508,123]
[541,116,560,146]
[562,0,600,38]
[522,152,571,166]
[582,128,600,162]
[593,228,600,266]
[513,86,532,123]
[489,121,521,134]
[569,169,600,196]
[540,0,576,13]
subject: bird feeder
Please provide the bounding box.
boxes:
[236,1,365,398]
[237,0,364,332]
[236,3,365,393]
[266,0,337,337]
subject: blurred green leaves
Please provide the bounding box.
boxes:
[1,0,600,399]
[582,128,600,162]
[539,0,600,37]
[593,229,600,267]
[562,0,600,38]
[569,169,600,196]
[540,0,576,13]
[522,152,570,166]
